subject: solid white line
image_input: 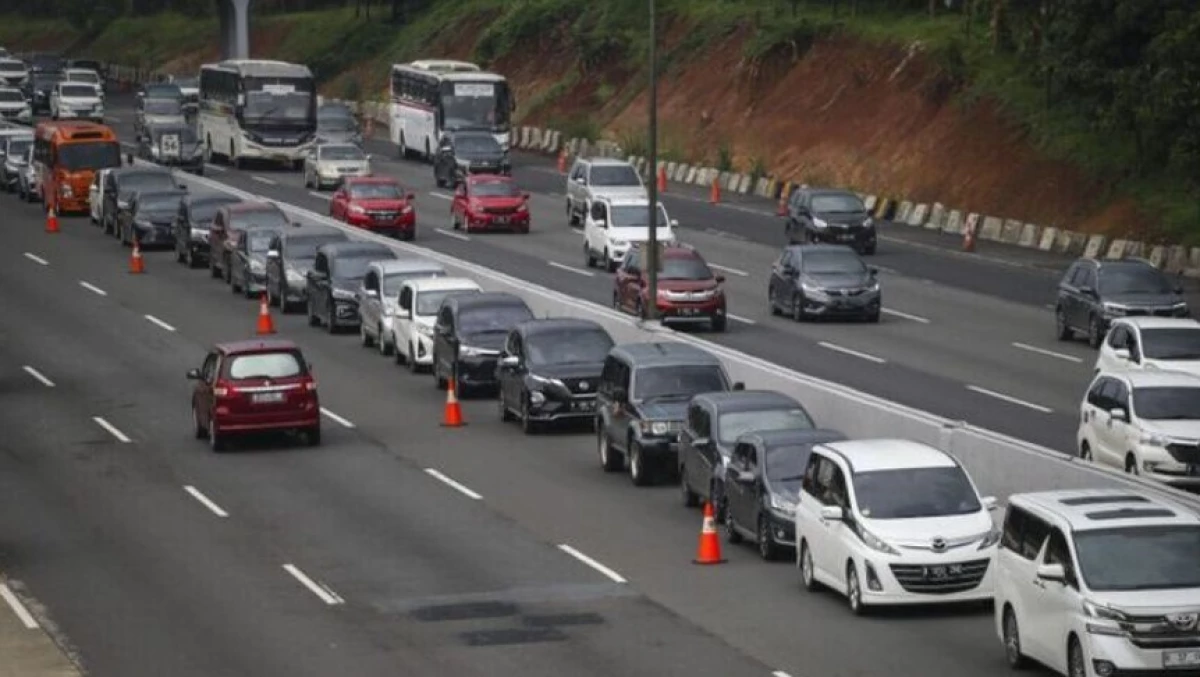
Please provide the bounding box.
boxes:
[557,544,627,584]
[428,192,453,201]
[281,564,344,605]
[79,280,108,296]
[548,261,594,277]
[435,228,470,242]
[308,191,330,201]
[1011,342,1084,363]
[251,175,276,185]
[881,308,931,324]
[204,163,225,173]
[0,584,39,629]
[709,263,749,277]
[144,314,176,332]
[818,341,887,364]
[424,468,483,500]
[320,407,355,428]
[966,385,1054,413]
[727,313,756,325]
[23,252,48,266]
[21,366,54,388]
[92,416,132,443]
[183,485,229,518]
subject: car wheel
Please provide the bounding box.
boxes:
[1055,307,1073,340]
[1079,441,1092,461]
[192,405,206,439]
[175,243,186,264]
[757,513,780,561]
[584,243,596,268]
[866,309,881,323]
[679,466,699,507]
[307,297,320,327]
[243,277,255,299]
[712,314,727,332]
[520,398,538,435]
[723,505,743,544]
[306,425,321,447]
[433,357,447,390]
[1125,452,1139,475]
[800,541,819,591]
[210,256,221,279]
[1088,314,1104,349]
[377,324,393,356]
[408,343,421,372]
[598,428,622,472]
[208,418,226,452]
[1002,607,1029,670]
[791,293,805,322]
[769,289,781,316]
[498,390,513,422]
[360,321,374,348]
[846,563,865,615]
[1067,637,1086,677]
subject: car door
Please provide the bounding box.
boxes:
[193,351,219,425]
[359,268,381,333]
[232,229,250,287]
[1026,527,1079,674]
[599,356,631,450]
[796,451,830,576]
[586,201,608,257]
[680,401,705,494]
[812,455,850,581]
[308,252,331,319]
[1098,325,1128,373]
[1089,378,1124,465]
[499,331,523,409]
[436,137,453,183]
[1073,265,1099,329]
[726,442,757,529]
[432,305,456,380]
[208,211,227,273]
[330,186,346,219]
[769,251,792,308]
[1105,378,1135,466]
[88,172,101,220]
[103,172,118,226]
[566,161,585,210]
[693,403,721,499]
[394,283,416,357]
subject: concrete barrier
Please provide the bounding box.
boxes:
[1125,241,1145,259]
[685,167,698,184]
[979,216,1004,241]
[1167,246,1189,274]
[906,203,929,227]
[1149,245,1167,268]
[1106,239,1128,259]
[894,201,914,224]
[1018,223,1041,248]
[943,209,964,235]
[1084,234,1108,259]
[736,174,752,194]
[925,203,946,230]
[1057,231,1087,256]
[1000,219,1023,244]
[1038,227,1058,251]
[863,195,877,212]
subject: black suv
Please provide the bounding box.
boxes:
[596,342,742,486]
[433,131,510,188]
[137,122,204,174]
[102,167,181,236]
[783,187,876,255]
[173,194,241,268]
[305,241,397,333]
[265,225,348,312]
[677,390,815,516]
[1056,257,1189,348]
[497,318,615,433]
[432,292,534,394]
[119,189,187,248]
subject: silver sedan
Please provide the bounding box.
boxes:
[302,143,372,191]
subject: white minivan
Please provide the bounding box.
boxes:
[582,195,676,272]
[389,276,482,371]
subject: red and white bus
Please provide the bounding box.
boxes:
[388,59,514,160]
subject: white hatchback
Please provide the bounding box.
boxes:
[794,439,999,614]
[389,277,482,371]
[1095,317,1200,377]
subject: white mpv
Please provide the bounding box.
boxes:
[582,195,676,272]
[794,439,999,614]
[1095,317,1200,377]
[389,277,482,371]
[996,489,1200,677]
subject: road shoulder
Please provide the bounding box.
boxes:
[0,576,82,677]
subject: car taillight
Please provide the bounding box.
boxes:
[304,381,317,391]
[213,382,235,397]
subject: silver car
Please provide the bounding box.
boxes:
[565,157,648,227]
[315,108,362,146]
[356,258,447,355]
[0,132,32,191]
[0,86,31,124]
[16,145,39,202]
[302,143,371,191]
[136,97,186,137]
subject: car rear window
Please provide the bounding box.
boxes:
[226,351,305,380]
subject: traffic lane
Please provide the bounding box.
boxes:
[6,208,782,677]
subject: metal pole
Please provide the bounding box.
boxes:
[645,0,659,322]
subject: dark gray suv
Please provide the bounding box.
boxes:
[1056,258,1189,348]
[783,187,876,255]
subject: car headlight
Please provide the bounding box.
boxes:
[190,227,208,238]
[812,217,828,228]
[151,146,161,158]
[1140,433,1168,447]
[866,280,880,292]
[1082,600,1129,636]
[118,199,129,210]
[133,219,151,230]
[1102,302,1127,315]
[854,522,899,555]
[331,288,356,301]
[285,269,305,284]
[401,205,413,215]
[529,390,546,406]
[863,217,875,229]
[639,420,675,436]
[978,527,1001,550]
[416,324,434,337]
[529,374,565,389]
[460,345,489,357]
[348,204,366,215]
[800,282,824,294]
[249,259,265,274]
[60,184,73,197]
[769,494,796,517]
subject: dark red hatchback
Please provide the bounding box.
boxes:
[187,339,321,451]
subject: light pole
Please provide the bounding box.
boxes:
[645,0,659,321]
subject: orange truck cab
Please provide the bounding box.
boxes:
[34,121,121,215]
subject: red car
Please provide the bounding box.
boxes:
[613,242,728,331]
[187,339,321,451]
[329,177,416,240]
[450,174,531,234]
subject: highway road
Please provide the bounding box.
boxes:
[0,109,1064,677]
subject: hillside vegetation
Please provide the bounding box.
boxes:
[1,0,1198,243]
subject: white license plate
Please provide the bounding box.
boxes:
[1164,650,1200,668]
[252,392,285,404]
[678,308,699,316]
[494,217,508,224]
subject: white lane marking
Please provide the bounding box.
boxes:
[22,366,54,388]
[0,583,39,629]
[251,175,276,185]
[557,544,627,584]
[548,261,594,277]
[320,407,355,428]
[881,308,931,324]
[424,468,484,500]
[818,341,887,364]
[144,314,177,332]
[281,564,344,605]
[772,672,794,677]
[428,192,453,201]
[204,163,226,173]
[435,228,470,242]
[709,263,749,277]
[1012,342,1084,363]
[727,313,756,325]
[92,416,132,443]
[966,385,1054,413]
[308,191,330,201]
[183,485,229,518]
[79,280,108,296]
[23,252,48,266]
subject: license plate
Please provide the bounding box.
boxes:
[575,400,595,411]
[252,392,285,404]
[1164,650,1200,668]
[494,216,508,224]
[678,307,699,316]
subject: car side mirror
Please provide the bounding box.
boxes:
[669,219,679,228]
[178,184,188,191]
[125,153,133,165]
[500,355,520,368]
[783,265,798,277]
[692,436,712,449]
[819,505,844,521]
[982,496,999,511]
[595,219,607,228]
[1109,408,1128,423]
[407,193,415,201]
[186,368,201,380]
[364,288,379,298]
[522,192,531,200]
[736,470,755,484]
[714,275,726,284]
[732,381,745,391]
[1036,562,1066,583]
[1113,347,1131,361]
[266,249,279,259]
[396,308,411,319]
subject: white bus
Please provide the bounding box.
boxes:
[198,60,317,170]
[389,59,514,160]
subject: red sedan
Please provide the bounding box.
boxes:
[450,174,531,234]
[329,177,416,240]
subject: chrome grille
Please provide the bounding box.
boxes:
[888,559,989,594]
[1166,444,1200,464]
[826,288,868,297]
[560,377,597,395]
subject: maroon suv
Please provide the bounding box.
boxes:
[613,242,728,331]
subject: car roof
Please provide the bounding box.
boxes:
[345,176,399,186]
[1112,317,1200,331]
[281,224,346,240]
[373,258,444,274]
[1010,489,1200,532]
[450,291,529,311]
[583,158,633,167]
[407,276,480,292]
[612,342,722,368]
[467,174,512,184]
[215,338,300,355]
[819,439,955,473]
[785,243,860,255]
[1072,257,1157,271]
[755,428,847,449]
[134,189,185,200]
[599,195,656,207]
[1109,369,1200,389]
[318,241,395,257]
[693,390,802,412]
[517,318,606,336]
[185,193,240,207]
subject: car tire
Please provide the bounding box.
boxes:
[360,321,374,348]
[866,310,881,323]
[712,315,727,332]
[307,297,320,327]
[584,243,596,268]
[598,428,622,472]
[1056,306,1073,341]
[679,466,699,507]
[520,398,539,435]
[1087,314,1105,348]
[1079,441,1092,461]
[408,343,421,373]
[723,505,743,544]
[306,425,321,447]
[1002,607,1029,670]
[1125,453,1139,475]
[210,256,221,279]
[757,513,780,561]
[377,324,393,356]
[791,293,805,322]
[192,404,206,439]
[799,541,819,591]
[175,244,186,264]
[208,418,226,453]
[1067,637,1085,677]
[846,563,865,615]
[498,390,513,422]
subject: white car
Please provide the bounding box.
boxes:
[303,143,371,190]
[16,144,39,202]
[565,157,647,226]
[995,488,1200,677]
[0,58,27,88]
[582,195,677,272]
[50,82,104,122]
[0,131,31,192]
[357,258,447,355]
[0,86,31,124]
[389,277,483,371]
[1096,316,1200,376]
[794,439,999,614]
[1078,369,1200,486]
[88,168,112,223]
[63,68,103,99]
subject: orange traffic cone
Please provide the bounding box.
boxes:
[962,214,978,253]
[657,165,667,193]
[440,378,465,427]
[256,292,276,335]
[45,207,59,233]
[129,238,145,274]
[709,177,721,204]
[693,501,726,565]
[557,149,567,174]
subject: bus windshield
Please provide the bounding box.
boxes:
[243,77,314,124]
[56,141,121,171]
[439,80,510,132]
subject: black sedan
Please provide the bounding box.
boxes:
[305,241,397,332]
[497,318,614,433]
[119,189,187,248]
[433,130,510,188]
[265,225,349,313]
[173,194,242,268]
[102,167,182,237]
[768,244,881,322]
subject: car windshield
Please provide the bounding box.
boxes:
[1133,387,1200,420]
[633,365,727,402]
[226,351,304,380]
[440,81,509,131]
[189,199,238,223]
[526,329,614,367]
[6,139,31,158]
[68,72,99,84]
[137,195,181,213]
[35,75,62,88]
[455,135,501,154]
[811,193,865,213]
[173,77,197,88]
[416,288,477,316]
[660,257,713,281]
[143,85,180,99]
[152,127,198,144]
[61,84,96,98]
[471,181,519,198]
[1073,525,1200,591]
[383,272,441,296]
[0,62,23,73]
[590,165,641,187]
[459,304,534,336]
[853,466,981,519]
[246,230,276,253]
[58,142,121,171]
[718,408,814,445]
[1099,266,1173,294]
[318,115,356,132]
[610,204,668,228]
[231,210,289,231]
[766,446,815,486]
[349,183,401,199]
[0,90,23,102]
[333,254,385,281]
[320,145,363,161]
[144,99,182,116]
[802,250,866,275]
[287,236,343,261]
[1140,328,1200,360]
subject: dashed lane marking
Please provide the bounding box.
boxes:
[709,263,749,277]
[424,468,484,500]
[251,175,276,185]
[144,314,177,332]
[79,280,108,296]
[557,544,627,584]
[184,485,229,518]
[881,308,931,324]
[281,564,344,605]
[21,366,54,388]
[435,228,470,242]
[818,341,887,364]
[966,385,1053,414]
[92,416,132,443]
[1012,342,1084,363]
[548,261,594,277]
[727,314,756,325]
[308,191,330,201]
[0,583,39,629]
[428,192,453,201]
[23,252,48,266]
[320,407,355,428]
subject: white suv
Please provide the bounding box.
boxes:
[1078,370,1200,487]
[1096,317,1200,377]
[996,489,1200,677]
[389,276,482,371]
[582,195,676,272]
[794,439,999,614]
[50,82,104,122]
[565,158,647,226]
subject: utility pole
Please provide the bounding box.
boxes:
[645,0,659,321]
